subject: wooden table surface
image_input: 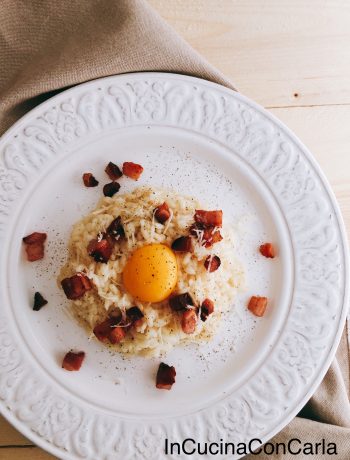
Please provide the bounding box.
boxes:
[1,1,350,458]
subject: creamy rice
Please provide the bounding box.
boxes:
[59,187,244,356]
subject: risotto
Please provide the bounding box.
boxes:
[59,186,244,356]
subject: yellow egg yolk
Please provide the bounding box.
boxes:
[122,244,178,302]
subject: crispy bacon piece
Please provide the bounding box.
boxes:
[122,162,144,180]
[171,236,193,253]
[93,318,126,344]
[190,223,223,248]
[87,235,113,263]
[204,228,223,248]
[62,351,85,371]
[109,307,123,323]
[156,362,176,390]
[259,243,276,259]
[154,202,171,224]
[194,210,223,227]
[126,306,144,328]
[82,173,99,187]
[248,296,268,317]
[61,273,92,300]
[105,162,123,180]
[103,181,121,197]
[23,232,47,262]
[25,243,45,261]
[181,309,197,334]
[109,326,126,344]
[204,255,221,272]
[106,216,125,240]
[33,292,48,311]
[169,293,194,311]
[200,298,214,321]
[93,319,114,343]
[23,232,47,245]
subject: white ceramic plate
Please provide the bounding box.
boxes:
[0,73,348,460]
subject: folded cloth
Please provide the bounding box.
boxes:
[0,0,349,458]
[0,0,233,134]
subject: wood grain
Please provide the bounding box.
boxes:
[0,447,55,460]
[2,1,350,458]
[149,0,350,107]
[0,418,31,446]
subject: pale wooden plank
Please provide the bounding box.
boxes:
[0,447,56,459]
[270,105,350,238]
[149,0,350,107]
[0,416,32,446]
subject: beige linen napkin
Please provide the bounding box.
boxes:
[0,1,349,458]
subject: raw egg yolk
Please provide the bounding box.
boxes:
[122,244,178,302]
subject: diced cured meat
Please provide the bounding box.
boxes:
[109,326,126,344]
[93,319,113,343]
[79,273,92,290]
[126,306,144,327]
[194,210,223,227]
[171,236,193,253]
[103,181,121,197]
[23,232,47,262]
[61,273,92,300]
[93,317,126,344]
[156,362,176,390]
[109,307,123,323]
[62,351,85,371]
[25,243,45,261]
[204,255,221,272]
[169,293,194,311]
[106,216,125,240]
[259,243,276,258]
[190,223,223,248]
[82,173,99,187]
[23,232,47,245]
[248,296,268,317]
[93,307,143,344]
[105,162,123,180]
[154,202,171,224]
[122,162,144,180]
[87,236,113,263]
[33,292,48,311]
[200,298,214,321]
[203,228,223,248]
[181,309,197,334]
